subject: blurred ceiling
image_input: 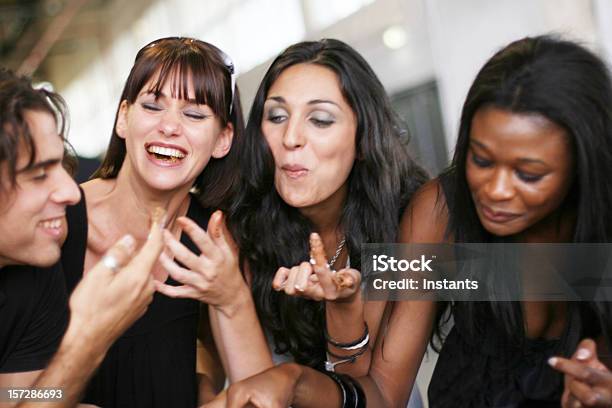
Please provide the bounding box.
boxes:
[0,0,151,81]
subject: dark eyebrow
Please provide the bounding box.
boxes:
[517,158,548,166]
[471,139,548,166]
[307,99,339,108]
[470,139,488,150]
[144,90,198,105]
[17,159,61,174]
[265,96,339,108]
[266,96,285,103]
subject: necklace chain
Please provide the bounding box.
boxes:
[328,236,346,269]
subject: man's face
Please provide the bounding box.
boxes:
[0,110,81,268]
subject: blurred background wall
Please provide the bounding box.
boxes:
[3,0,610,177]
[1,0,611,403]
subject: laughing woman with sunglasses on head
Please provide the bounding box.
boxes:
[61,37,243,408]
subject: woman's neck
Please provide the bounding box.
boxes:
[299,184,347,261]
[87,162,193,243]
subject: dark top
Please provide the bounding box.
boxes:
[428,174,603,407]
[428,303,600,408]
[62,194,210,408]
[0,262,68,373]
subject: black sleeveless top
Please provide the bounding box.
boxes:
[429,303,600,407]
[62,193,211,408]
[428,173,604,407]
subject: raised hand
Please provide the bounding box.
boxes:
[272,232,361,302]
[549,338,612,407]
[155,210,249,314]
[68,207,165,354]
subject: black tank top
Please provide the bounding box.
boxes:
[62,192,211,408]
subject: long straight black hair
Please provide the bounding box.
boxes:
[230,39,427,366]
[439,35,612,345]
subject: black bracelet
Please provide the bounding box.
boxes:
[325,322,369,349]
[325,372,366,408]
[325,371,348,407]
[343,374,367,408]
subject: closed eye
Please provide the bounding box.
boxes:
[142,102,162,111]
[471,153,492,168]
[310,118,334,128]
[184,111,207,120]
[266,114,287,124]
[516,170,543,183]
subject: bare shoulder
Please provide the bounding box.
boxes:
[80,178,115,203]
[80,178,120,265]
[399,179,449,243]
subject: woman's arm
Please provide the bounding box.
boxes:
[196,306,225,404]
[206,180,448,407]
[155,211,273,382]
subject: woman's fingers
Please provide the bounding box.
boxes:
[208,211,239,256]
[551,357,609,385]
[293,262,312,292]
[159,252,203,286]
[99,234,136,275]
[284,266,302,295]
[272,267,291,291]
[164,230,203,268]
[154,280,201,299]
[309,232,328,268]
[177,216,218,259]
[335,268,360,289]
[567,378,608,407]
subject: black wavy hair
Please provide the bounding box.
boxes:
[230,39,427,366]
[438,35,612,346]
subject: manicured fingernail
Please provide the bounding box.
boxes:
[547,357,558,367]
[576,348,591,360]
[119,234,135,250]
[309,258,316,265]
[295,284,303,292]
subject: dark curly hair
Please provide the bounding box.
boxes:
[230,39,427,367]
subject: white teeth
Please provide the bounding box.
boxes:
[147,145,186,158]
[41,218,62,229]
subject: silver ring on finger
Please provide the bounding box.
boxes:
[101,254,120,273]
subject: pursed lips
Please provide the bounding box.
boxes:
[281,164,309,179]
